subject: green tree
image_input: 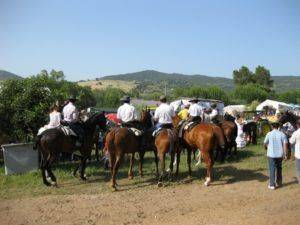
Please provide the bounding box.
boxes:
[277,90,300,104]
[94,88,125,108]
[253,66,273,90]
[233,84,270,104]
[233,66,254,86]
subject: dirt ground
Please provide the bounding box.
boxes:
[1,170,299,225]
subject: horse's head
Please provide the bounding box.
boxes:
[279,111,292,125]
[140,107,153,129]
[84,111,107,132]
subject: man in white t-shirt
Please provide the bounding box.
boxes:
[153,95,175,129]
[188,97,203,123]
[289,119,300,184]
[117,96,138,127]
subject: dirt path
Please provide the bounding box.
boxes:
[1,174,299,225]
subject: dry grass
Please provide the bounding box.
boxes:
[77,79,138,92]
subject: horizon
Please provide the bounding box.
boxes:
[1,0,300,81]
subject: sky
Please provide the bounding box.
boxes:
[0,0,299,81]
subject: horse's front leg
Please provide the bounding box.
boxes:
[157,152,165,187]
[202,151,213,186]
[80,157,88,180]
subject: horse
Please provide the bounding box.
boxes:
[223,113,238,156]
[37,112,107,186]
[151,118,181,187]
[279,111,300,129]
[173,115,221,186]
[105,109,155,190]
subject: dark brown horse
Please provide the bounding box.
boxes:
[105,109,155,190]
[173,115,218,186]
[37,112,107,186]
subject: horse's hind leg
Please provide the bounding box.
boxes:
[187,148,192,178]
[157,152,165,187]
[154,149,159,177]
[128,153,135,180]
[41,157,51,186]
[138,150,145,177]
[111,154,123,190]
[168,151,175,180]
[175,147,181,177]
[202,150,213,186]
[80,157,88,180]
[46,155,57,186]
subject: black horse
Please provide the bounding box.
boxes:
[279,111,300,129]
[243,122,257,145]
[37,112,107,186]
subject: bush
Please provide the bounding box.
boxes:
[0,70,95,142]
[94,88,125,108]
[277,90,300,104]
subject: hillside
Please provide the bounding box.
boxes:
[78,79,138,92]
[101,70,300,93]
[0,70,22,80]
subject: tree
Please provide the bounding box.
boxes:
[0,69,96,142]
[277,90,300,104]
[253,66,273,90]
[94,88,125,108]
[233,65,273,90]
[233,66,254,86]
[233,84,270,104]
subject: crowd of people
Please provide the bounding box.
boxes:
[37,95,300,189]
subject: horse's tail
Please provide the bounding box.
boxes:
[167,129,175,154]
[32,135,41,151]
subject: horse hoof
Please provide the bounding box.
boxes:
[51,181,58,187]
[157,182,163,187]
[44,182,51,187]
[81,176,87,181]
[128,176,134,180]
[204,177,211,186]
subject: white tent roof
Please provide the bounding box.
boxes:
[256,99,291,111]
[223,105,246,115]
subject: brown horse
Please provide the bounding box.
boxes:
[105,109,155,190]
[154,126,180,186]
[173,115,218,186]
[37,112,107,186]
[219,121,237,157]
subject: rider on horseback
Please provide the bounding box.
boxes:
[62,95,84,146]
[153,95,175,131]
[188,97,203,123]
[117,96,138,128]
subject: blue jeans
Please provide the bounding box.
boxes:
[268,157,282,187]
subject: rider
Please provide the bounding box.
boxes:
[62,95,84,146]
[153,95,175,130]
[209,103,219,124]
[117,96,138,128]
[178,102,190,120]
[188,97,203,123]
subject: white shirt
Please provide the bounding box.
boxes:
[290,128,300,159]
[117,103,137,123]
[210,109,218,120]
[188,103,203,117]
[48,111,61,128]
[63,102,78,122]
[154,103,175,124]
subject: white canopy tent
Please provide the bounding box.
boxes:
[223,105,247,115]
[256,99,292,111]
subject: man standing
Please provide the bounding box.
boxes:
[264,122,288,190]
[63,95,84,146]
[154,95,175,129]
[188,97,203,122]
[209,103,219,124]
[289,119,300,184]
[117,96,138,127]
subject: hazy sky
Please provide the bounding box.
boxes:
[1,0,299,80]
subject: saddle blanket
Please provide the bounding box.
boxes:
[37,125,77,136]
[152,128,163,137]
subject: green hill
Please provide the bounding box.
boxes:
[101,70,300,93]
[0,70,22,80]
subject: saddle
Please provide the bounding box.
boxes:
[177,120,200,138]
[152,124,173,137]
[37,125,77,137]
[128,127,143,137]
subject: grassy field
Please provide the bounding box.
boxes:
[0,139,296,200]
[77,79,138,92]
